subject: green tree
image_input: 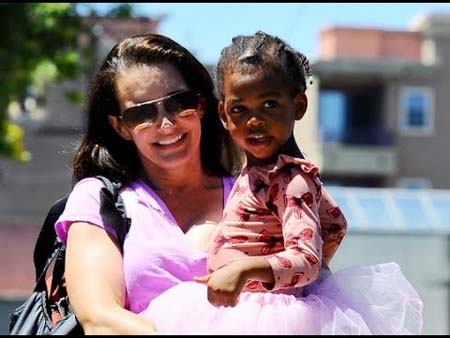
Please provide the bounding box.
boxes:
[0,3,137,162]
[0,3,87,162]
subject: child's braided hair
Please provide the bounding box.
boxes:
[215,31,313,99]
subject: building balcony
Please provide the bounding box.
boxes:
[341,128,395,146]
[321,142,397,176]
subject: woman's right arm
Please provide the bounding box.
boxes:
[65,221,157,334]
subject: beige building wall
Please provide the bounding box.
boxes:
[293,77,322,168]
[332,232,449,335]
[315,15,450,189]
[394,19,450,189]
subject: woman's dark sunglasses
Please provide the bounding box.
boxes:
[119,90,202,129]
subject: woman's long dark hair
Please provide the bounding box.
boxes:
[73,34,242,185]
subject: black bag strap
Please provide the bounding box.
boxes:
[33,196,68,283]
[34,247,64,293]
[32,175,130,292]
[96,175,131,249]
[50,247,67,295]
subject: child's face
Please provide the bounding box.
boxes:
[219,69,307,166]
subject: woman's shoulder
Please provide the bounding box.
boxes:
[65,177,107,206]
[72,176,142,197]
[72,176,108,192]
[55,177,120,244]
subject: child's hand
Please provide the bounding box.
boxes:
[194,263,247,308]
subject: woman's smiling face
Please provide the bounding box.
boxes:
[114,62,205,171]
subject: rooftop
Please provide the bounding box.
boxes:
[86,15,162,41]
[312,57,438,82]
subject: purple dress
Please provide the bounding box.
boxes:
[140,156,424,335]
[55,176,235,314]
[56,177,423,334]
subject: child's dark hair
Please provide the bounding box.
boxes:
[215,31,313,99]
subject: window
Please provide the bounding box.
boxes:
[318,90,346,142]
[399,87,434,135]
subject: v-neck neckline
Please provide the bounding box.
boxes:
[135,177,227,254]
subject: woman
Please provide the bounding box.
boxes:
[54,33,242,334]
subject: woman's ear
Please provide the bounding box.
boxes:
[108,116,133,141]
[218,101,228,130]
[294,92,308,121]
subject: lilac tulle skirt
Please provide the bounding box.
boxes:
[141,262,423,335]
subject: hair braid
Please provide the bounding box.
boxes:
[215,31,313,98]
[297,51,313,84]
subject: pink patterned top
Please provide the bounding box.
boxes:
[207,154,347,293]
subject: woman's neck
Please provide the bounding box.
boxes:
[139,162,214,196]
[139,162,224,232]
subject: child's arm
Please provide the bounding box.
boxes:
[195,170,325,305]
[261,170,323,292]
[318,187,348,265]
[195,256,274,307]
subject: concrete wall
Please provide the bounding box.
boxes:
[331,231,450,335]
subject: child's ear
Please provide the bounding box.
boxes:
[218,101,229,130]
[108,115,133,140]
[294,92,308,121]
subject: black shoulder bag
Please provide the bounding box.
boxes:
[9,176,131,335]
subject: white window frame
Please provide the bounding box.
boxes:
[399,86,434,136]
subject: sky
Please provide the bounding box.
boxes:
[77,3,450,65]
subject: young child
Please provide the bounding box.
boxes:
[142,31,423,335]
